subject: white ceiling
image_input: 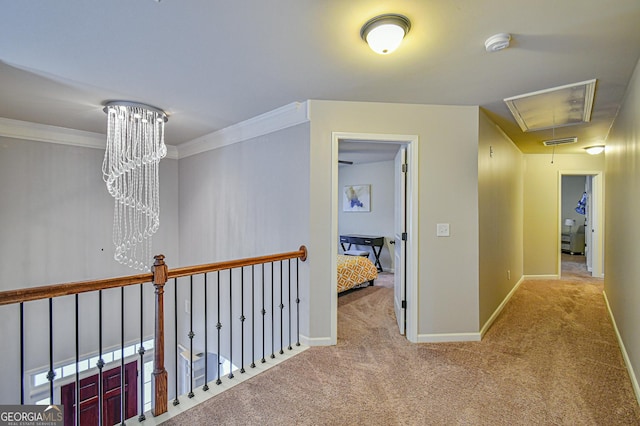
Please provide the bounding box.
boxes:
[1,1,639,154]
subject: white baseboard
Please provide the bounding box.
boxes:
[602,290,640,406]
[480,276,525,338]
[416,332,481,343]
[524,274,559,280]
[299,335,333,346]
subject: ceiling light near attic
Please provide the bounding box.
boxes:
[584,145,605,155]
[361,14,411,54]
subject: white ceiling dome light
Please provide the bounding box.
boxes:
[584,145,605,155]
[485,33,511,52]
[361,14,411,55]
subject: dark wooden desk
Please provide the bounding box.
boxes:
[339,234,384,272]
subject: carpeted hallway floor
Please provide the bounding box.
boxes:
[163,269,640,425]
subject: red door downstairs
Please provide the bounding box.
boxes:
[61,360,137,426]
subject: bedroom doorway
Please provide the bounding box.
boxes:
[331,132,418,342]
[558,171,604,278]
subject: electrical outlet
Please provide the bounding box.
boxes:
[507,270,511,280]
[436,223,450,237]
[185,299,190,314]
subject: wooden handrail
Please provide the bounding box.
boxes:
[168,245,308,279]
[0,273,154,306]
[0,245,307,306]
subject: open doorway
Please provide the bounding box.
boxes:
[559,172,604,278]
[330,132,418,342]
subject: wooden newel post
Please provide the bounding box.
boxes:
[152,254,168,417]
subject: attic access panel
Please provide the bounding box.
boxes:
[504,79,597,132]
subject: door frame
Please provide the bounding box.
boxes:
[557,170,604,278]
[331,132,419,342]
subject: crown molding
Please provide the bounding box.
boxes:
[178,101,309,159]
[0,117,178,159]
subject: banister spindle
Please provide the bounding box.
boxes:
[216,271,222,385]
[152,254,168,417]
[250,265,256,369]
[173,278,179,407]
[188,275,195,399]
[288,259,292,351]
[98,291,104,426]
[296,258,301,347]
[271,262,275,359]
[240,267,245,374]
[120,287,125,425]
[20,303,24,405]
[75,295,80,426]
[228,269,234,379]
[203,273,209,392]
[48,298,55,404]
[138,284,146,421]
[279,261,284,355]
[261,264,266,364]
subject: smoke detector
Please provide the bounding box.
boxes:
[485,33,511,52]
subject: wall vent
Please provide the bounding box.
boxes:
[542,137,577,146]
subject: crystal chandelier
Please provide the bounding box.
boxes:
[102,101,168,271]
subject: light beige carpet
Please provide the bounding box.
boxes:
[163,273,640,425]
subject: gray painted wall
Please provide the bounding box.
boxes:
[0,136,179,403]
[337,160,395,271]
[177,123,311,356]
[562,175,587,230]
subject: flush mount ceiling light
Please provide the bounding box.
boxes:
[103,101,168,270]
[584,145,605,155]
[485,33,511,52]
[504,79,597,132]
[360,14,411,54]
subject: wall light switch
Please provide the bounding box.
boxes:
[436,223,450,237]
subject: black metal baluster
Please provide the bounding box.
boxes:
[270,262,275,359]
[138,284,146,421]
[97,291,104,426]
[188,276,195,398]
[20,302,24,405]
[216,272,222,385]
[279,261,284,355]
[296,259,300,347]
[120,287,125,425]
[287,259,292,351]
[48,298,55,404]
[173,278,180,406]
[75,295,79,426]
[250,265,256,369]
[203,273,209,392]
[228,269,234,379]
[240,267,245,374]
[261,264,266,364]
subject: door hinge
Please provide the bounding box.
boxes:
[402,163,408,173]
[401,232,407,241]
[401,300,407,309]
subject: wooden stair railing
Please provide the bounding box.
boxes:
[0,245,307,419]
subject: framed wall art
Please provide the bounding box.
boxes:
[343,184,370,212]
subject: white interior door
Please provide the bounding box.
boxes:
[585,176,593,272]
[394,147,407,335]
